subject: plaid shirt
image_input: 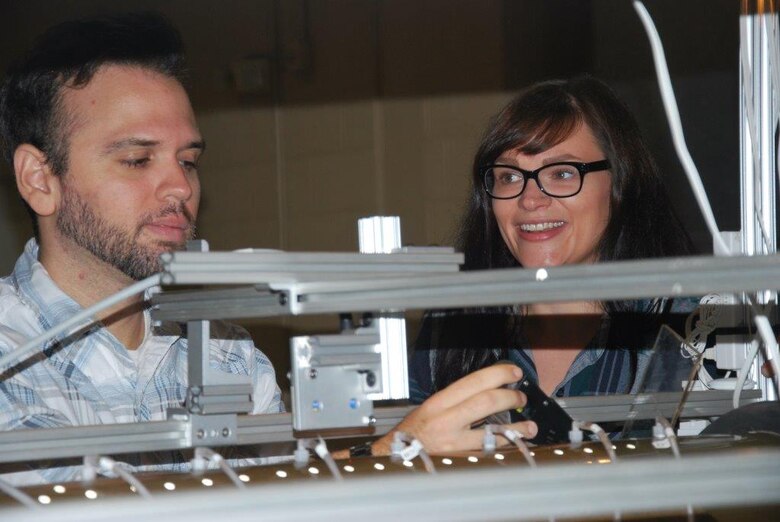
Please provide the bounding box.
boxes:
[409,299,698,404]
[0,239,283,431]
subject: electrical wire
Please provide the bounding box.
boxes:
[313,437,343,481]
[635,0,780,403]
[575,422,617,463]
[0,274,162,374]
[654,417,692,522]
[632,0,730,256]
[681,295,723,388]
[391,431,436,474]
[496,427,537,468]
[98,456,152,499]
[193,447,246,489]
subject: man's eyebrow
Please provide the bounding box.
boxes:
[102,138,159,155]
[185,140,206,152]
[101,138,206,155]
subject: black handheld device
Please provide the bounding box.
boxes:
[506,377,573,445]
[484,362,574,445]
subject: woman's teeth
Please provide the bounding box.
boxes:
[519,221,565,232]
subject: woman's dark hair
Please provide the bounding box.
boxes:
[0,12,186,238]
[424,76,695,392]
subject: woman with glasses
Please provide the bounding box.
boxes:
[364,77,696,456]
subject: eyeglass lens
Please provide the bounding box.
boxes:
[485,164,582,198]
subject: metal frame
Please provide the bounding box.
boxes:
[0,390,762,465]
[740,4,779,401]
[151,252,780,321]
[4,449,780,521]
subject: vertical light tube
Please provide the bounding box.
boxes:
[358,216,409,400]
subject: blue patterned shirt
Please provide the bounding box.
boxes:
[0,239,283,431]
[409,298,698,404]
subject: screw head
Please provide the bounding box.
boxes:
[309,368,318,379]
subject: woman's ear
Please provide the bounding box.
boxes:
[13,144,60,217]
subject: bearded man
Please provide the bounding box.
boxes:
[0,13,283,433]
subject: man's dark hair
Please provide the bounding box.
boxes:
[0,12,186,237]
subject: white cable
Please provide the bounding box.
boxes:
[633,1,730,256]
[313,437,343,481]
[653,417,681,459]
[754,314,780,393]
[193,447,246,489]
[392,431,436,474]
[575,421,617,463]
[653,418,692,522]
[0,274,162,373]
[0,477,40,509]
[635,0,780,406]
[734,339,760,410]
[482,425,497,455]
[498,427,537,468]
[681,296,722,388]
[98,456,152,499]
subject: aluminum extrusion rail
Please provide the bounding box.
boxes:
[5,449,780,522]
[152,253,780,320]
[158,249,463,285]
[0,391,760,465]
[290,253,780,314]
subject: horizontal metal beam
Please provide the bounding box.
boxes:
[0,390,760,465]
[290,253,780,314]
[151,254,780,321]
[0,421,189,464]
[159,249,462,285]
[151,286,288,322]
[5,449,780,522]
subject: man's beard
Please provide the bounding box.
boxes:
[56,185,195,281]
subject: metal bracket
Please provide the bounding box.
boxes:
[290,330,383,432]
[169,408,239,447]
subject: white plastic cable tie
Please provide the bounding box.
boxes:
[314,438,329,460]
[482,425,497,455]
[569,422,584,446]
[399,439,424,462]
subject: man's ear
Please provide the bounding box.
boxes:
[13,144,60,217]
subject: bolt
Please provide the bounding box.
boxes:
[222,428,231,437]
[197,429,205,439]
[365,371,377,388]
[309,368,318,379]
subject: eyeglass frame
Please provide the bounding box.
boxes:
[481,159,611,199]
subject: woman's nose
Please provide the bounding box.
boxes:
[518,177,551,210]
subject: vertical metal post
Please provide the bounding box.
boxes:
[358,216,409,400]
[740,2,778,400]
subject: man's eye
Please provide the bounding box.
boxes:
[121,158,150,168]
[179,160,199,172]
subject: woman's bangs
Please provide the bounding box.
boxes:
[515,111,582,156]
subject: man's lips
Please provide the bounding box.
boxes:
[144,217,191,241]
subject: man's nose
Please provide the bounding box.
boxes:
[157,159,194,203]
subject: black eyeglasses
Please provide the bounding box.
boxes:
[482,159,611,199]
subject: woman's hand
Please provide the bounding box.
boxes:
[372,363,538,456]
